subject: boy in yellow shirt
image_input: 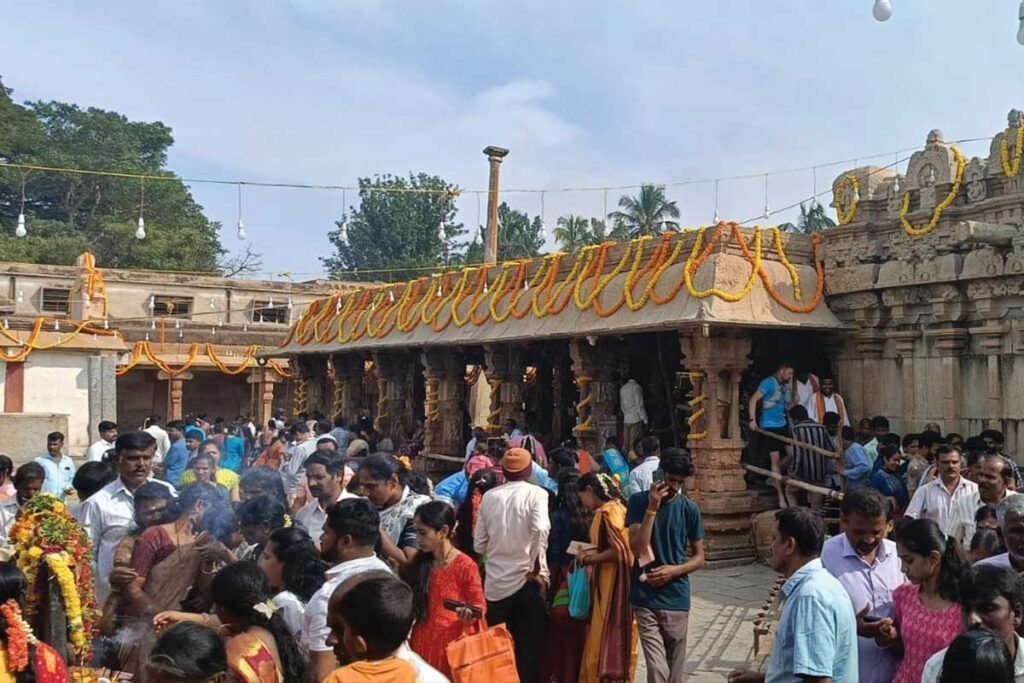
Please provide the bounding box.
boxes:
[324,574,418,683]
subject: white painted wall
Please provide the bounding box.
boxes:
[22,352,90,453]
[0,359,5,412]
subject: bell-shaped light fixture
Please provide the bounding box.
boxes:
[873,0,893,21]
[15,214,26,238]
[135,216,147,240]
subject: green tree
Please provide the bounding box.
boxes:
[0,78,225,271]
[587,218,631,244]
[553,214,593,253]
[607,184,680,237]
[322,173,465,282]
[464,202,545,263]
[795,202,837,233]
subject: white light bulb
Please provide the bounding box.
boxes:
[852,185,860,202]
[54,320,60,331]
[1017,1,1024,45]
[218,317,224,327]
[237,219,247,240]
[174,319,180,329]
[243,323,248,332]
[713,208,720,223]
[135,216,146,240]
[258,313,264,323]
[873,0,893,22]
[16,290,23,304]
[763,203,771,221]
[287,298,294,310]
[178,329,183,339]
[151,320,157,330]
[149,295,156,311]
[388,290,395,303]
[522,277,529,291]
[211,327,217,335]
[2,319,7,329]
[483,282,489,294]
[103,319,109,330]
[893,176,901,194]
[15,213,26,238]
[268,296,274,307]
[145,333,150,341]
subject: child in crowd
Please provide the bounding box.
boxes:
[324,574,418,683]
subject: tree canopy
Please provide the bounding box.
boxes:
[322,173,465,282]
[796,202,837,233]
[0,78,224,271]
[464,201,545,264]
[607,184,680,238]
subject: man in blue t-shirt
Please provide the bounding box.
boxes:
[748,361,794,508]
[626,449,705,683]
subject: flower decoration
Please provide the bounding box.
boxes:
[0,599,35,673]
[10,494,98,662]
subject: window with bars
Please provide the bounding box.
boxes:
[252,300,289,324]
[151,295,194,318]
[40,288,71,313]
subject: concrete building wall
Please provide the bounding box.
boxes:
[0,413,70,464]
[22,352,92,452]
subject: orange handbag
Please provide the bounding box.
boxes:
[445,619,521,683]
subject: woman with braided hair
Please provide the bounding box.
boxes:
[0,563,67,682]
[576,471,637,683]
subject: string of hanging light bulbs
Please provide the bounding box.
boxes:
[873,0,1024,46]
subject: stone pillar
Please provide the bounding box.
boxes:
[484,345,526,436]
[247,367,280,427]
[927,328,968,431]
[853,331,886,419]
[681,331,770,565]
[421,349,466,456]
[890,331,918,428]
[294,355,330,416]
[372,352,416,442]
[569,338,618,454]
[88,355,118,432]
[330,354,366,423]
[971,322,1009,428]
[158,371,193,421]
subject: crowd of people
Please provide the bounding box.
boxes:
[0,409,707,683]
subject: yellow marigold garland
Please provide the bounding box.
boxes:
[833,174,860,225]
[1001,124,1024,178]
[899,145,965,237]
[47,553,88,658]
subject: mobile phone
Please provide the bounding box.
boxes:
[861,615,881,623]
[653,469,665,486]
[443,599,482,617]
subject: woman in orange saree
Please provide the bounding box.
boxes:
[576,472,638,683]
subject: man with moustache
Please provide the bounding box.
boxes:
[295,451,355,547]
[952,453,1019,548]
[79,431,176,604]
[821,488,905,683]
[905,444,979,536]
[921,565,1024,682]
[977,495,1024,571]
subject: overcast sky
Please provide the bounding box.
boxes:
[2,1,1022,277]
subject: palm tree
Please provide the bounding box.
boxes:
[607,184,680,237]
[553,215,594,253]
[796,202,837,233]
[588,218,631,244]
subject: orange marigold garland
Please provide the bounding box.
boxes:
[10,495,97,662]
[0,600,33,672]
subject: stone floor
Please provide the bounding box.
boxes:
[633,561,778,682]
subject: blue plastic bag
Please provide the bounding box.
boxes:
[567,560,592,620]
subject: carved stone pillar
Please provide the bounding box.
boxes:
[890,331,919,428]
[971,323,1009,428]
[927,327,969,430]
[294,356,329,416]
[247,367,280,426]
[330,354,366,423]
[569,339,618,454]
[421,349,466,456]
[853,331,887,419]
[158,371,193,421]
[484,345,526,436]
[372,352,417,442]
[681,331,770,565]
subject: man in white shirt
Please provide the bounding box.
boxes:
[86,420,118,462]
[474,447,550,683]
[905,445,979,536]
[620,378,648,459]
[629,436,662,495]
[143,414,171,462]
[295,451,355,546]
[303,497,392,682]
[79,431,176,603]
[35,431,76,500]
[793,370,821,423]
[921,565,1024,682]
[952,453,1019,548]
[816,377,850,428]
[280,421,319,498]
[977,492,1024,571]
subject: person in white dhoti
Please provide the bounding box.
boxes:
[815,376,851,427]
[793,370,821,423]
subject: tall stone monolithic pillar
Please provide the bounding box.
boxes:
[247,367,280,426]
[681,331,770,565]
[484,345,526,436]
[569,338,619,454]
[159,371,193,421]
[421,349,466,456]
[295,355,330,416]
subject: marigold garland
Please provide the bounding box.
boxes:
[899,145,965,237]
[1001,124,1024,178]
[10,495,97,663]
[687,371,708,440]
[833,174,860,226]
[281,221,826,351]
[0,600,32,673]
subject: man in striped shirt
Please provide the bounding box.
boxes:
[783,405,836,511]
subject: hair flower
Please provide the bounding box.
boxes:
[253,599,278,619]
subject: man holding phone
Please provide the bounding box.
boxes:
[626,449,705,683]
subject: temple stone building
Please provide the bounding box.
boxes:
[272,109,1024,561]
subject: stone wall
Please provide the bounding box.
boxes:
[825,111,1024,455]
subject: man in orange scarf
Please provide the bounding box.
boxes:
[815,376,850,427]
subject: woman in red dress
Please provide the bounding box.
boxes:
[0,563,67,683]
[404,500,486,679]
